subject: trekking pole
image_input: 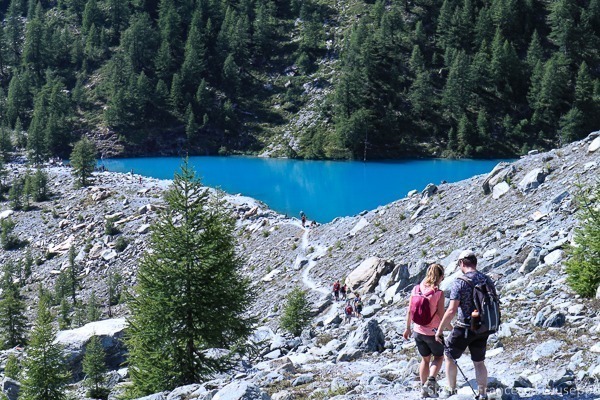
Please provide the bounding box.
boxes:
[433,329,479,398]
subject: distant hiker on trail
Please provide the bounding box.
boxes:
[435,250,500,400]
[341,284,347,300]
[301,215,306,228]
[404,263,446,398]
[354,294,363,318]
[299,210,305,218]
[344,301,353,324]
[333,280,341,301]
[310,220,317,228]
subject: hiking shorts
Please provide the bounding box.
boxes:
[414,333,444,357]
[445,327,489,362]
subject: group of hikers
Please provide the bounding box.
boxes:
[299,211,317,228]
[403,250,500,399]
[332,280,364,321]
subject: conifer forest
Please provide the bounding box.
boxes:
[0,0,599,160]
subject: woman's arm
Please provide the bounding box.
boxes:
[436,290,445,319]
[403,297,413,339]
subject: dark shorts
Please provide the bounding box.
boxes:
[414,333,444,357]
[445,327,489,362]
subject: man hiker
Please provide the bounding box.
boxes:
[354,294,363,318]
[333,280,341,301]
[435,250,499,399]
[341,283,347,300]
[344,300,353,324]
[404,263,446,398]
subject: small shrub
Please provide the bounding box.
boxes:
[4,354,20,379]
[280,287,312,336]
[105,218,119,236]
[262,230,270,237]
[114,236,129,252]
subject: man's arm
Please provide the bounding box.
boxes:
[435,299,459,342]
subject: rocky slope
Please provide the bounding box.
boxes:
[0,132,599,400]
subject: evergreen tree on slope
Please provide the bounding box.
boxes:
[125,160,255,397]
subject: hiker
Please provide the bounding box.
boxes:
[340,284,347,300]
[301,215,306,228]
[310,220,317,229]
[333,280,341,301]
[435,250,499,399]
[354,294,363,317]
[344,301,353,324]
[403,263,446,398]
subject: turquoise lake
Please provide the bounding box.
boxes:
[101,157,511,223]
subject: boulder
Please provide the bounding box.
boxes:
[492,182,510,199]
[408,223,424,237]
[531,339,563,362]
[166,384,202,400]
[544,249,563,265]
[482,163,512,194]
[138,224,151,234]
[135,393,167,400]
[212,381,270,400]
[518,168,547,193]
[0,210,14,220]
[346,257,394,293]
[292,374,314,387]
[542,311,566,328]
[47,235,75,256]
[336,348,363,362]
[348,217,369,237]
[345,319,385,352]
[1,377,19,400]
[55,318,127,380]
[101,249,118,261]
[588,136,600,153]
[421,183,438,199]
[519,247,541,274]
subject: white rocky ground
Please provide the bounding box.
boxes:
[0,133,599,400]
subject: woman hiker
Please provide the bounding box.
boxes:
[403,263,447,398]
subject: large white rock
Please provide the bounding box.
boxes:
[345,257,394,293]
[212,381,270,400]
[348,217,369,237]
[55,318,127,380]
[531,339,563,362]
[492,181,510,199]
[588,136,600,153]
[0,210,14,220]
[518,168,547,192]
[544,249,563,265]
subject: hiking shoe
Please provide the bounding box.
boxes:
[421,386,430,398]
[424,377,440,397]
[440,388,457,398]
[475,395,488,400]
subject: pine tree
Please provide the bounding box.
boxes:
[0,262,27,348]
[280,287,311,336]
[20,299,70,400]
[58,298,71,330]
[83,335,107,399]
[125,160,255,396]
[566,183,600,297]
[70,136,96,187]
[87,290,101,322]
[4,353,20,379]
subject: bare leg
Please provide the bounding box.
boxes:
[430,355,443,379]
[445,355,457,390]
[420,355,431,385]
[473,361,488,396]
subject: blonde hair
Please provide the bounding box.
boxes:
[424,263,444,288]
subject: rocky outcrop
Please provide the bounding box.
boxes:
[345,257,394,293]
[55,318,127,380]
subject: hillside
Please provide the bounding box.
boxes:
[0,0,599,160]
[0,131,598,399]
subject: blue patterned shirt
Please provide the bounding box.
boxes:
[450,271,496,322]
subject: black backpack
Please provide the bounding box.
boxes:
[457,275,501,334]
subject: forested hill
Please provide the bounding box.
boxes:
[0,0,598,160]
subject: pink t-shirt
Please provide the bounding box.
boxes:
[411,282,443,336]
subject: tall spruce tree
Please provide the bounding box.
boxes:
[0,262,27,348]
[125,160,255,397]
[83,335,107,399]
[70,136,96,187]
[19,299,70,400]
